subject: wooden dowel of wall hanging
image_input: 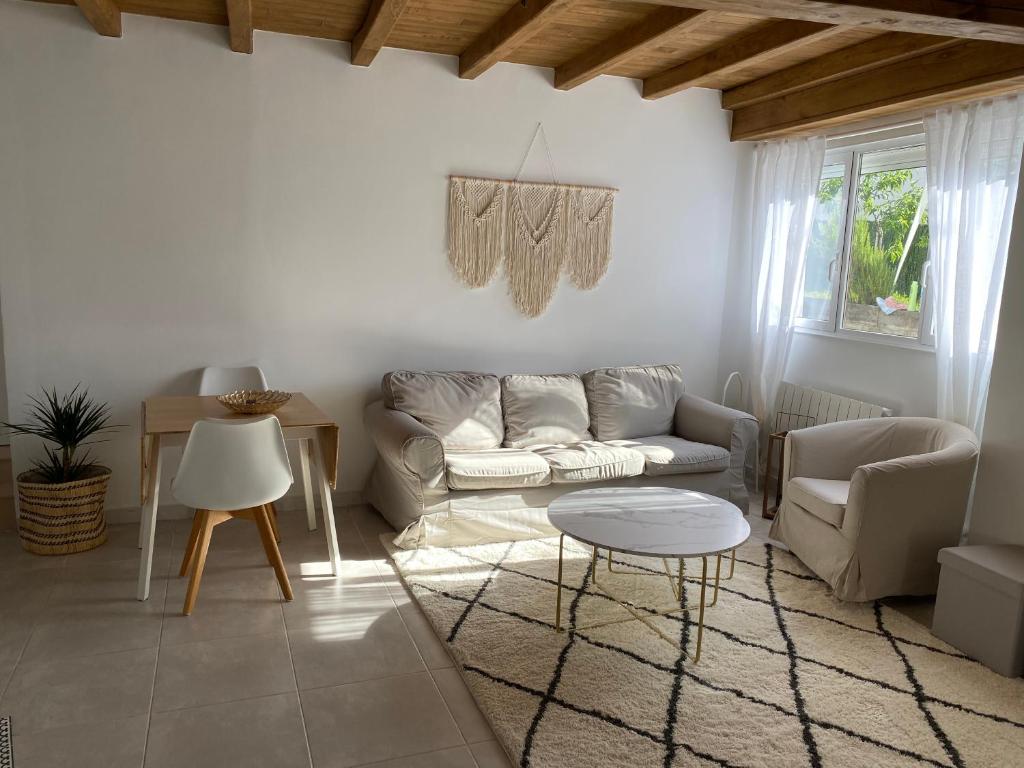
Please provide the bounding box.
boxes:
[448,175,618,193]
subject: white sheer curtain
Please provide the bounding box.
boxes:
[926,95,1024,438]
[748,137,827,424]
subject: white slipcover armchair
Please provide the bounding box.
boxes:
[770,417,980,601]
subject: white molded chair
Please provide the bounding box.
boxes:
[173,416,294,615]
[198,365,269,396]
[197,365,282,541]
[198,365,319,535]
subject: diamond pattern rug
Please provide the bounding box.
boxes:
[390,538,1024,768]
[0,716,11,768]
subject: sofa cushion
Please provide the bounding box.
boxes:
[501,374,593,448]
[445,449,551,491]
[382,371,503,450]
[787,477,850,529]
[607,435,730,476]
[582,364,684,441]
[533,441,645,484]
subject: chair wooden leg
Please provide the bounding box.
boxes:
[183,510,214,615]
[267,501,281,543]
[179,511,203,578]
[255,504,293,601]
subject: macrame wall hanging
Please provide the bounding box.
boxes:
[447,124,616,317]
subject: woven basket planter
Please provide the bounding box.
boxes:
[16,467,111,555]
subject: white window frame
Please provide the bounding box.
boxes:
[797,151,854,335]
[795,129,935,352]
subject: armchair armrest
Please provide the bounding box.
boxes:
[840,442,979,595]
[364,401,447,494]
[674,393,758,489]
[848,442,980,532]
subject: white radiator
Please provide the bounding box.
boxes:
[772,381,892,432]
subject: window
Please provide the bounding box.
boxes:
[797,135,933,347]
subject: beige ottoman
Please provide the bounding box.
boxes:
[932,545,1024,677]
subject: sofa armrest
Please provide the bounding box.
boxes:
[674,393,756,449]
[675,393,758,490]
[364,401,447,494]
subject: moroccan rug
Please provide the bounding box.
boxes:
[390,538,1024,768]
[0,716,11,768]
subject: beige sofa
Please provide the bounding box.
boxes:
[770,417,980,601]
[364,365,758,548]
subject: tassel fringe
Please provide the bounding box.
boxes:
[447,176,615,317]
[448,179,506,288]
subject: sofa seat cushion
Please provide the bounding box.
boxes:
[501,373,593,448]
[445,449,551,491]
[787,477,850,529]
[382,371,503,450]
[582,364,684,441]
[607,435,730,476]
[533,441,645,484]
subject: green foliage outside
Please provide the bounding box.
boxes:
[817,176,844,205]
[812,167,929,307]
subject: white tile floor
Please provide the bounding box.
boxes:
[0,505,513,768]
[1,502,919,768]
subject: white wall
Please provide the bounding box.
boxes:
[0,2,750,512]
[969,179,1024,547]
[783,334,936,417]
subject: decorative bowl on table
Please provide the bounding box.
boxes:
[217,390,292,415]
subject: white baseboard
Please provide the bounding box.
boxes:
[104,490,365,524]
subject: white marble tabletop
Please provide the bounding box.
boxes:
[547,486,750,558]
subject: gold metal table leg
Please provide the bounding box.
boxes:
[709,554,723,607]
[677,557,684,602]
[661,558,681,601]
[693,555,708,664]
[555,534,565,633]
[551,540,730,665]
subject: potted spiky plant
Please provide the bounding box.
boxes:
[3,386,119,555]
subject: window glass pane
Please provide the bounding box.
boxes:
[842,145,928,339]
[800,163,846,323]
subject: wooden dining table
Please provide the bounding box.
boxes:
[136,393,341,601]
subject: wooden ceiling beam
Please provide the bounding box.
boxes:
[226,0,252,54]
[73,0,121,37]
[642,20,840,99]
[730,39,1024,140]
[722,32,958,109]
[615,0,1024,45]
[460,0,575,80]
[351,0,412,67]
[555,8,714,91]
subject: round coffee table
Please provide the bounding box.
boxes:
[548,486,750,663]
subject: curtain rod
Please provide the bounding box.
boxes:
[826,120,925,143]
[449,175,618,193]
